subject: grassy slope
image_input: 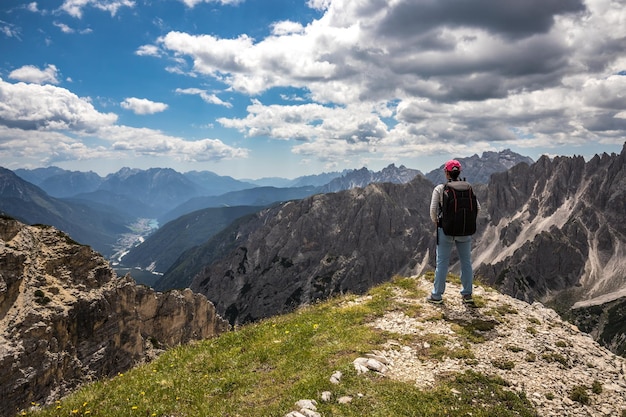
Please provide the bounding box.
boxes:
[21,275,536,417]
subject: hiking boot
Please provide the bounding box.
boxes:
[427,295,443,304]
[462,294,475,305]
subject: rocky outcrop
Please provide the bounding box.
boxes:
[285,276,626,417]
[363,277,626,417]
[0,216,229,417]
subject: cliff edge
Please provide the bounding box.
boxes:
[0,216,230,417]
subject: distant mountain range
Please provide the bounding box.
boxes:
[0,167,133,256]
[0,151,528,266]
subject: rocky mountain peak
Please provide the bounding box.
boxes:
[106,166,141,180]
[320,164,422,193]
[0,216,229,417]
[424,149,534,184]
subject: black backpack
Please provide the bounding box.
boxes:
[439,180,478,236]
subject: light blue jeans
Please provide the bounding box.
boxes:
[432,227,473,300]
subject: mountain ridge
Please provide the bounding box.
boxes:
[127,151,527,280]
[175,145,626,356]
[424,149,534,184]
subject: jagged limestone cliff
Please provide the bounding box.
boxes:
[191,177,436,325]
[0,216,230,417]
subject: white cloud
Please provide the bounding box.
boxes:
[271,21,304,36]
[0,21,21,39]
[8,64,60,85]
[52,21,93,35]
[0,78,248,165]
[120,97,169,115]
[54,21,74,33]
[135,44,161,57]
[0,126,113,165]
[157,26,345,96]
[154,0,626,165]
[218,99,388,145]
[104,125,249,161]
[0,77,117,130]
[59,0,135,18]
[178,0,244,8]
[175,88,232,108]
[306,0,331,11]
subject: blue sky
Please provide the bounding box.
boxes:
[1,0,625,179]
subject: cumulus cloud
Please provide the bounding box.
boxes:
[120,97,169,115]
[135,44,161,57]
[272,21,305,36]
[0,77,117,130]
[59,0,135,18]
[0,125,113,165]
[0,78,248,164]
[97,125,248,161]
[152,0,625,163]
[219,99,387,143]
[178,0,244,8]
[175,88,232,108]
[4,0,625,173]
[156,1,590,103]
[9,64,60,85]
[106,126,249,161]
[306,0,331,11]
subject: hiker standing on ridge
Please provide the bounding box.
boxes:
[427,159,480,305]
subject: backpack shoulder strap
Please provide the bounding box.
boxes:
[445,180,471,191]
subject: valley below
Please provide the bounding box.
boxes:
[111,218,162,285]
[111,217,159,263]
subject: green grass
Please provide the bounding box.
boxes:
[22,276,538,417]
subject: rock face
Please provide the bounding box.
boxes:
[0,216,229,417]
[473,146,626,309]
[568,296,626,357]
[191,176,438,324]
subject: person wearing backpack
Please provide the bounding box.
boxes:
[427,159,480,305]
